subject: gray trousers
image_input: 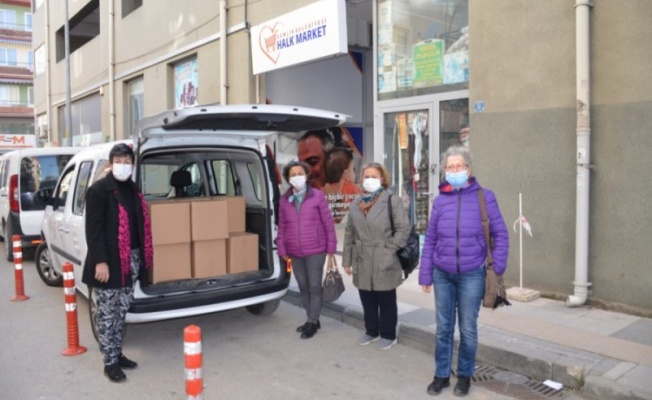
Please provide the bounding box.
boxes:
[292,253,326,324]
[95,250,141,366]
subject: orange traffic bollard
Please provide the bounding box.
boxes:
[61,262,87,356]
[184,325,203,399]
[10,234,29,301]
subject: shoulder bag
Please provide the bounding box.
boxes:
[322,255,345,302]
[478,189,511,309]
[388,195,420,280]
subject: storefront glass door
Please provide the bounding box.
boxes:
[379,93,468,235]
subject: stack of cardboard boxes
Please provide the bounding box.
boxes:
[149,196,259,284]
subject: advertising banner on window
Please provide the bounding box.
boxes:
[174,59,198,109]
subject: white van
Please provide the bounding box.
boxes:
[39,104,346,336]
[0,147,79,261]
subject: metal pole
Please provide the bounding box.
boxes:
[519,192,523,290]
[64,0,72,146]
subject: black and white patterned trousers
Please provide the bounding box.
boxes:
[95,249,141,366]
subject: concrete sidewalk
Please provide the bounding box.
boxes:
[286,263,652,400]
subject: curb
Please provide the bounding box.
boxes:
[283,289,650,400]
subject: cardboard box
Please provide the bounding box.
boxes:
[151,243,192,283]
[227,232,259,274]
[149,201,191,245]
[214,196,246,233]
[192,239,227,278]
[190,199,229,240]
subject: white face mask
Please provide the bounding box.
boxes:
[362,177,382,193]
[112,163,133,182]
[289,175,307,190]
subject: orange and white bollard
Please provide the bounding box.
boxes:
[184,325,203,400]
[10,234,29,301]
[61,262,87,356]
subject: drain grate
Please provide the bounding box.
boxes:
[455,363,568,399]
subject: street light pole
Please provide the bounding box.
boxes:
[64,0,72,146]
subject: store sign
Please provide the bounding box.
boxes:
[250,0,347,75]
[0,134,36,148]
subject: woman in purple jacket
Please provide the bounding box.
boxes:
[277,160,337,339]
[419,146,509,397]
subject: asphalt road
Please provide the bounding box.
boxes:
[0,251,515,400]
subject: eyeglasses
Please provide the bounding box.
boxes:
[445,164,468,172]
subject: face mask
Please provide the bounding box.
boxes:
[112,163,133,182]
[362,177,382,193]
[445,170,469,188]
[289,175,307,190]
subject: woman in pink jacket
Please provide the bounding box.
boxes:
[277,160,337,339]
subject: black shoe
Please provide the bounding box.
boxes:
[118,353,138,369]
[104,364,126,382]
[300,322,318,339]
[426,376,450,395]
[296,320,320,333]
[453,376,471,397]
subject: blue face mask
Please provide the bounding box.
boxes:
[445,170,469,188]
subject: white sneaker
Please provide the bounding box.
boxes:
[357,334,380,345]
[377,338,397,350]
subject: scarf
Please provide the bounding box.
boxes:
[288,186,307,213]
[358,189,383,217]
[116,192,153,285]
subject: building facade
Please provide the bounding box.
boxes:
[32,0,652,313]
[0,0,34,153]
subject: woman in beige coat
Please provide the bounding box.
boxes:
[343,163,411,350]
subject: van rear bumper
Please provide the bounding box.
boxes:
[126,275,291,322]
[6,212,42,250]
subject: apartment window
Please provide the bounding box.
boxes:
[24,13,32,31]
[0,10,16,29]
[28,87,33,107]
[377,0,469,100]
[27,51,33,70]
[127,78,144,136]
[55,0,100,62]
[122,0,143,18]
[0,48,18,66]
[174,58,198,109]
[35,45,45,76]
[0,85,20,106]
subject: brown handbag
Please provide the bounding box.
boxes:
[478,190,511,309]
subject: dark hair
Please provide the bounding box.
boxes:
[299,129,335,152]
[324,148,353,184]
[282,160,311,183]
[109,143,135,164]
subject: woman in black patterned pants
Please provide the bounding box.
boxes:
[82,144,153,382]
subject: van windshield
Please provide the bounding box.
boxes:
[20,155,73,211]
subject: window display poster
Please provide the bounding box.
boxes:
[175,59,199,109]
[412,39,444,88]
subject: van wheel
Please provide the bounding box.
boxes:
[35,243,62,287]
[4,222,13,262]
[246,299,281,316]
[89,286,128,343]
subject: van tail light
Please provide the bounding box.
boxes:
[286,258,292,275]
[9,174,19,213]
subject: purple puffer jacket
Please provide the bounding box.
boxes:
[418,178,509,286]
[276,186,337,258]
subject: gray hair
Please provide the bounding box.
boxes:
[440,145,472,177]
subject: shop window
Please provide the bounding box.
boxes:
[377,0,468,100]
[127,77,144,136]
[173,58,198,109]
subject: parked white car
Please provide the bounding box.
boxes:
[0,147,79,261]
[38,104,346,338]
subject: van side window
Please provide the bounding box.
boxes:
[246,162,262,201]
[55,167,74,210]
[208,160,235,196]
[0,158,7,190]
[73,161,93,215]
[92,159,110,183]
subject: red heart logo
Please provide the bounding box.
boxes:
[259,23,284,64]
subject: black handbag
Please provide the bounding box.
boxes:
[322,256,345,302]
[388,195,420,280]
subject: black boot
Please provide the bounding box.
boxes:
[300,322,318,339]
[453,376,471,397]
[118,353,138,369]
[296,320,320,333]
[104,363,126,382]
[426,376,450,395]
